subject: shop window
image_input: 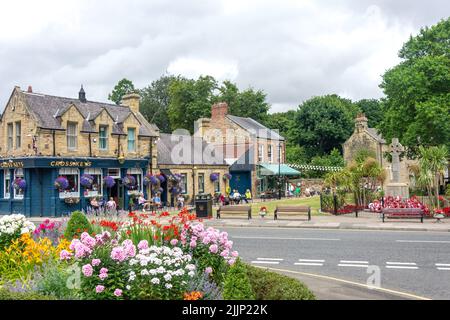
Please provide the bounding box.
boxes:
[15,122,21,149]
[84,168,102,197]
[268,144,273,163]
[180,173,187,194]
[59,168,79,198]
[99,125,108,150]
[67,122,78,150]
[107,168,121,179]
[4,170,10,199]
[127,128,136,152]
[198,173,205,194]
[214,174,220,193]
[126,168,142,194]
[7,123,13,151]
[13,168,24,199]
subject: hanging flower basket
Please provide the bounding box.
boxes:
[54,176,69,191]
[223,173,232,181]
[210,173,219,182]
[122,175,137,189]
[169,174,182,183]
[143,174,159,186]
[157,174,166,183]
[104,176,116,188]
[12,178,26,191]
[80,174,94,188]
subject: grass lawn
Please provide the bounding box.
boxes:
[212,196,323,217]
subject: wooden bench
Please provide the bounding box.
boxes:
[274,205,311,221]
[382,208,424,223]
[216,205,252,219]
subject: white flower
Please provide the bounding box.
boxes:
[151,278,160,285]
[126,285,131,290]
[188,271,195,277]
[141,269,149,276]
[163,274,172,281]
[165,283,173,289]
[186,264,196,271]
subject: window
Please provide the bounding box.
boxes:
[127,128,136,152]
[67,122,78,150]
[59,168,79,198]
[4,170,10,199]
[180,173,187,194]
[214,174,220,193]
[268,145,273,163]
[198,173,205,194]
[7,123,13,150]
[15,122,21,149]
[107,168,121,179]
[126,168,143,194]
[258,144,264,162]
[84,168,102,197]
[13,168,24,199]
[99,126,108,150]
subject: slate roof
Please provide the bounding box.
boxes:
[226,115,284,141]
[157,133,227,166]
[366,128,386,144]
[21,91,159,137]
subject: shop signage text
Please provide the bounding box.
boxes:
[50,161,92,167]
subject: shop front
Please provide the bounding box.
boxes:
[0,157,150,217]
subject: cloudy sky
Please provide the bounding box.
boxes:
[0,0,448,113]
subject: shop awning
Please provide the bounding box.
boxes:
[258,163,300,176]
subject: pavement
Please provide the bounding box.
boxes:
[224,226,450,300]
[203,211,450,232]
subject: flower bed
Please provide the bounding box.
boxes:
[368,196,431,216]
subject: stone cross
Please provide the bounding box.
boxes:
[390,138,404,182]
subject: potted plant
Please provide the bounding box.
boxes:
[104,176,116,189]
[259,206,267,218]
[54,176,69,191]
[12,178,26,192]
[80,174,94,188]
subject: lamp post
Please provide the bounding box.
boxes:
[192,166,197,205]
[278,142,282,200]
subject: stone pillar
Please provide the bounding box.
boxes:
[385,138,409,198]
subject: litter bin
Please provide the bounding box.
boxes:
[195,193,213,218]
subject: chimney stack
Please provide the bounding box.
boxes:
[27,86,33,93]
[121,93,140,114]
[79,85,87,103]
[211,102,228,120]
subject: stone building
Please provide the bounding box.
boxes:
[343,114,415,189]
[0,86,159,216]
[194,102,293,197]
[156,133,229,206]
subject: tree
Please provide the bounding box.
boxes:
[292,95,358,158]
[139,75,177,133]
[215,81,270,124]
[108,78,136,105]
[285,145,308,164]
[167,75,218,133]
[263,110,297,142]
[355,99,383,128]
[379,18,450,155]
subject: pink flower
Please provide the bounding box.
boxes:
[228,258,236,265]
[220,250,229,257]
[114,289,123,297]
[170,239,178,246]
[138,240,149,250]
[100,267,108,274]
[82,264,93,277]
[231,251,239,257]
[205,267,213,274]
[95,285,105,293]
[99,273,108,280]
[111,247,126,262]
[80,232,90,241]
[209,244,218,254]
[190,240,197,248]
[92,259,101,266]
[59,250,72,260]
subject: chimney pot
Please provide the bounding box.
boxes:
[79,85,86,103]
[211,102,228,120]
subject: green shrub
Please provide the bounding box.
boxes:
[34,261,79,299]
[223,260,255,300]
[64,211,92,240]
[245,264,315,300]
[0,288,56,300]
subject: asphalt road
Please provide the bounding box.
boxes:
[223,227,450,300]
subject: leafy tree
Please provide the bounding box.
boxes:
[263,110,297,142]
[215,81,270,124]
[167,75,218,133]
[139,75,177,133]
[379,18,450,155]
[355,99,383,128]
[285,145,308,164]
[292,94,358,158]
[108,78,136,105]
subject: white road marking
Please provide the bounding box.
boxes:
[338,264,369,268]
[386,266,419,270]
[232,236,340,241]
[435,263,450,267]
[340,260,369,264]
[256,258,284,261]
[396,240,450,244]
[251,261,280,265]
[298,259,325,263]
[386,262,417,265]
[437,267,450,271]
[294,262,323,266]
